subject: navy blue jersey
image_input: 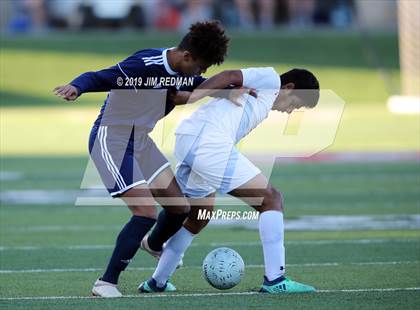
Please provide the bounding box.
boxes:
[70,48,206,129]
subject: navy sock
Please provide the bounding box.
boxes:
[147,277,167,292]
[101,215,156,284]
[147,209,188,252]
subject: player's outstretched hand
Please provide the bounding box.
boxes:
[229,87,257,106]
[53,84,79,101]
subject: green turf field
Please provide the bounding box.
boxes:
[1,31,419,309]
[0,157,419,309]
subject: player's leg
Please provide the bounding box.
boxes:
[99,185,157,283]
[89,125,158,296]
[229,174,315,293]
[145,166,191,254]
[139,194,216,292]
[183,196,216,234]
[93,185,158,297]
[141,173,282,292]
[139,133,218,292]
[229,173,285,279]
[132,133,191,256]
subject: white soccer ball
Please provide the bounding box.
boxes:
[202,247,245,290]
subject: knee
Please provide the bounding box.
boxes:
[184,217,209,234]
[155,189,191,214]
[261,186,283,212]
[167,204,191,215]
[128,205,157,219]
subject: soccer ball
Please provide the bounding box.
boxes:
[202,247,245,290]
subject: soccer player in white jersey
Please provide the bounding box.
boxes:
[139,67,320,293]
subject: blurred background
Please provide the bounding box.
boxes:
[0,0,419,303]
[0,0,401,33]
[1,0,418,155]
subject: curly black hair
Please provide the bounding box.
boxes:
[178,20,230,66]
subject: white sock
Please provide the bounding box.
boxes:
[259,210,285,281]
[152,227,195,287]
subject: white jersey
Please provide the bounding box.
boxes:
[175,67,281,143]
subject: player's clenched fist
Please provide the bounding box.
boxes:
[53,84,79,101]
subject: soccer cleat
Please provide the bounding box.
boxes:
[140,235,184,268]
[91,279,122,298]
[259,276,316,294]
[140,235,162,258]
[138,278,176,293]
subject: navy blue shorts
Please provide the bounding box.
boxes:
[89,125,169,197]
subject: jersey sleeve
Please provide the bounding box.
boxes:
[240,67,281,91]
[70,56,149,95]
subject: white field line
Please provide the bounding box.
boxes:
[0,238,418,252]
[0,245,115,251]
[5,225,123,233]
[4,214,420,233]
[0,171,24,181]
[210,238,420,247]
[1,287,420,301]
[0,260,418,274]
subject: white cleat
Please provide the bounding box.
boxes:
[141,235,184,268]
[140,235,162,258]
[92,279,122,298]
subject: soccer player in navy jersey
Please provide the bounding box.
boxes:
[54,21,230,297]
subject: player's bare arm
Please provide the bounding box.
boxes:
[168,90,192,106]
[188,70,256,104]
[173,69,256,106]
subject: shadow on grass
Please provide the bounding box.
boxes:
[1,31,399,69]
[0,91,99,107]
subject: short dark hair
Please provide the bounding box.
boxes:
[280,68,320,108]
[178,20,230,66]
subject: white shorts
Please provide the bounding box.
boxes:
[174,134,261,198]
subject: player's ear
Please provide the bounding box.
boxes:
[183,51,192,62]
[280,83,294,96]
[283,82,295,90]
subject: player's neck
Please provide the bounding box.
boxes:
[166,48,181,73]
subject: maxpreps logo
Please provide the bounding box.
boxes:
[197,209,259,221]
